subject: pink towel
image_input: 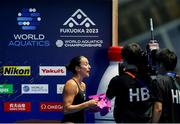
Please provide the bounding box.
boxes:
[88,93,111,116]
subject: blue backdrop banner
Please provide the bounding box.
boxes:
[0,0,112,122]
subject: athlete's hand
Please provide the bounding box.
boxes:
[87,99,98,108]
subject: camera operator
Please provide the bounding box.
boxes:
[106,42,156,123]
[152,48,180,123]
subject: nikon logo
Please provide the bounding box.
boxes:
[3,66,31,76]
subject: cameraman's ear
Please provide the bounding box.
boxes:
[119,62,126,75]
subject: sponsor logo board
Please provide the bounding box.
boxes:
[40,102,63,112]
[4,102,31,112]
[0,84,13,94]
[3,66,31,76]
[39,66,66,76]
[21,84,48,94]
[57,84,65,94]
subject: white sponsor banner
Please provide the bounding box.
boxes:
[57,84,65,94]
[39,66,66,76]
[21,84,49,94]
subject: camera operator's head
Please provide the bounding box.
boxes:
[157,48,177,72]
[121,43,142,65]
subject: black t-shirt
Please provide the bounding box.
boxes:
[152,74,180,123]
[106,71,154,123]
[170,76,180,123]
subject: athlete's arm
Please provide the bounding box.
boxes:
[63,80,97,114]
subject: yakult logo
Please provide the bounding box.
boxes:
[40,102,63,112]
[39,66,66,76]
[63,9,95,28]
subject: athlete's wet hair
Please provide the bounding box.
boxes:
[66,56,84,74]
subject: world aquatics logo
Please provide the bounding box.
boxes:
[17,8,41,30]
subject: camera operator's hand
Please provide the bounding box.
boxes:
[148,40,159,51]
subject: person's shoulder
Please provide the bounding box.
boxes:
[155,74,172,87]
[65,79,77,88]
[64,79,78,94]
[156,74,167,80]
[112,75,122,80]
[81,82,86,88]
[109,75,120,83]
[110,74,128,83]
